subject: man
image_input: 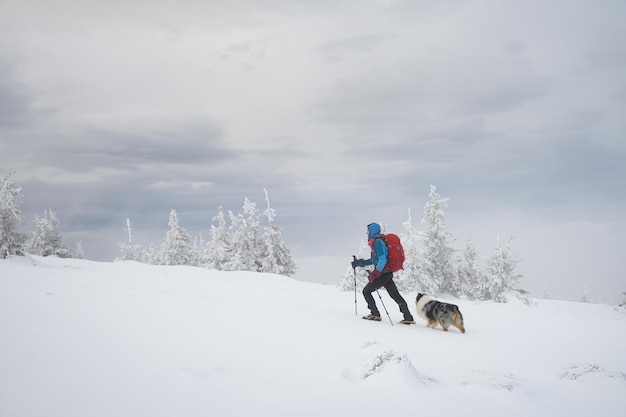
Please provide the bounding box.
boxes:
[352,222,415,324]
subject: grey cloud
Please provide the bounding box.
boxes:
[315,59,554,130]
[428,136,626,215]
[316,33,393,62]
[215,37,272,69]
[541,138,626,198]
[501,41,527,56]
[78,125,231,164]
[0,63,42,127]
[584,29,626,70]
[3,122,234,175]
[609,85,626,104]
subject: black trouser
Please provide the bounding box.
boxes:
[363,271,414,321]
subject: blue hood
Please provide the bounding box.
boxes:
[367,223,381,239]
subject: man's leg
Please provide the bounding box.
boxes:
[362,281,381,317]
[363,272,394,317]
[383,278,414,321]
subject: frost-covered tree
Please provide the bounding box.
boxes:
[338,237,370,291]
[74,241,84,259]
[188,234,208,267]
[220,213,247,271]
[457,238,484,299]
[26,209,70,258]
[115,218,143,262]
[256,189,297,275]
[0,170,25,258]
[206,206,231,270]
[478,235,523,302]
[419,185,458,295]
[158,209,191,265]
[142,243,158,265]
[222,198,260,271]
[339,265,358,293]
[396,208,422,292]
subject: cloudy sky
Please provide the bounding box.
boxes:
[1,0,625,302]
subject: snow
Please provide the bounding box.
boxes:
[1,256,625,417]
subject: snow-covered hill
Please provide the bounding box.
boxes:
[1,256,625,417]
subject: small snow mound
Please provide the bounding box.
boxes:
[340,368,359,383]
[362,350,436,385]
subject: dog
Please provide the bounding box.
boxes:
[415,293,465,333]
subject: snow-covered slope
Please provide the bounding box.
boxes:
[1,256,624,417]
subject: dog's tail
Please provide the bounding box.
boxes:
[453,306,465,334]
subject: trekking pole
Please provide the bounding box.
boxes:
[376,289,393,325]
[352,256,357,315]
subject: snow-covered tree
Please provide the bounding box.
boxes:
[115,218,143,262]
[339,265,358,293]
[26,209,70,258]
[457,238,484,299]
[338,238,370,291]
[0,170,25,258]
[419,185,458,295]
[256,189,297,275]
[158,209,191,266]
[396,208,422,292]
[74,241,84,259]
[188,234,208,268]
[478,235,523,302]
[222,198,260,271]
[206,206,231,270]
[142,243,158,265]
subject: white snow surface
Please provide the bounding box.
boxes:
[1,255,625,417]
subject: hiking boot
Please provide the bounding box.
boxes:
[363,314,382,321]
[399,319,416,325]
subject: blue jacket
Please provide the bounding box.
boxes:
[363,222,389,273]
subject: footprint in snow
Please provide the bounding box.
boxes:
[461,370,523,392]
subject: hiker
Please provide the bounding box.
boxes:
[352,222,415,324]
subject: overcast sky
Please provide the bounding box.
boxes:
[1,0,625,302]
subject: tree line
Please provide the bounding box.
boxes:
[116,189,298,276]
[339,185,525,303]
[0,170,296,276]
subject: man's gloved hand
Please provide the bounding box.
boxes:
[367,269,382,283]
[351,258,366,268]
